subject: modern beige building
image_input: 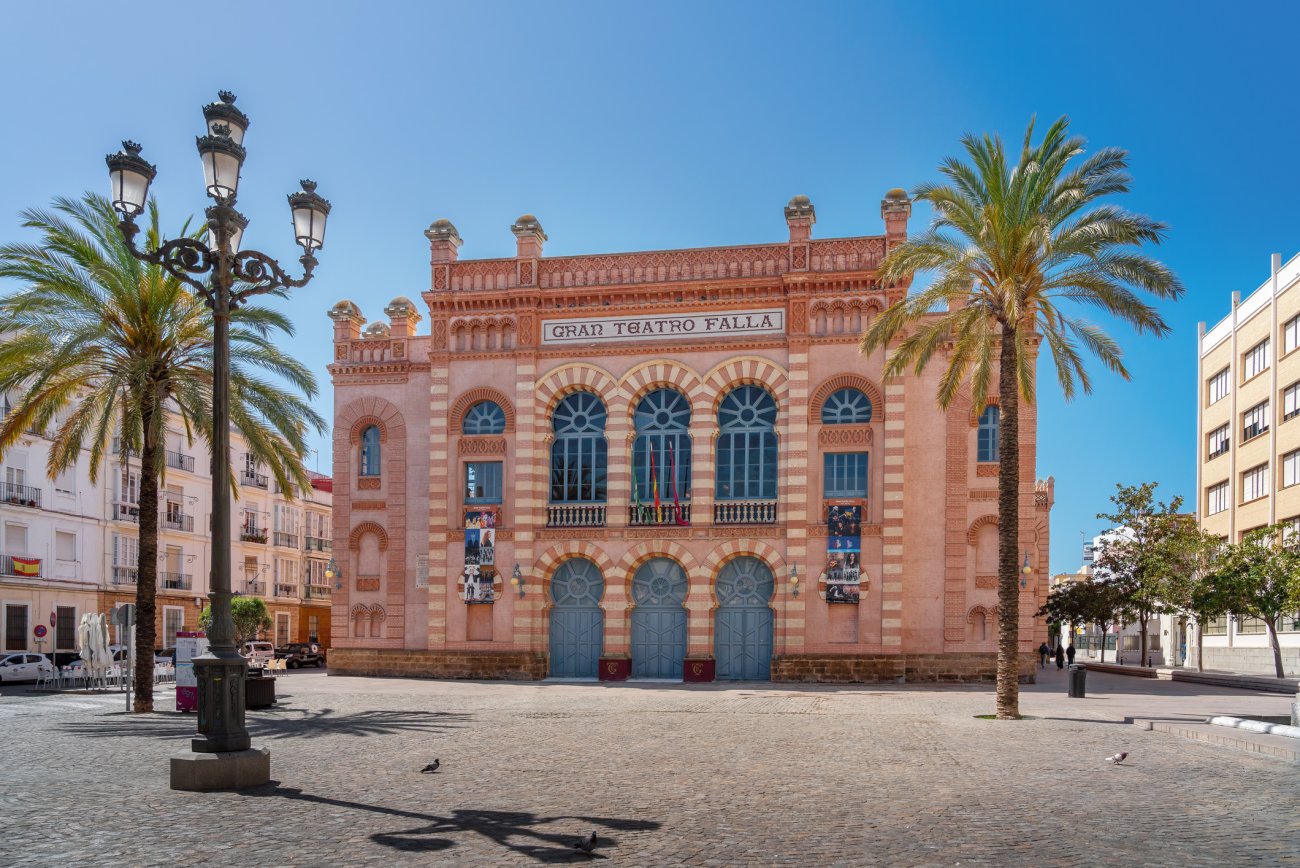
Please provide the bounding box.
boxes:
[1196,251,1300,675]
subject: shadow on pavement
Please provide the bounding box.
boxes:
[57,708,471,740]
[247,784,660,862]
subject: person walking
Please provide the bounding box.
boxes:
[1037,642,1050,669]
[1066,642,1076,665]
[1055,644,1066,670]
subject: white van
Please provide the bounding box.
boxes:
[239,641,275,669]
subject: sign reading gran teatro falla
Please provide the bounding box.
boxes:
[541,308,785,345]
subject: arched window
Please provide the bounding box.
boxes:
[820,387,872,424]
[463,401,506,435]
[977,406,999,462]
[633,389,691,523]
[716,385,777,500]
[359,425,381,476]
[550,392,607,503]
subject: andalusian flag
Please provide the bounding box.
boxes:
[11,556,40,577]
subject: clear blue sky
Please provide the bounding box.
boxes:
[3,2,1299,574]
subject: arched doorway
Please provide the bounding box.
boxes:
[631,557,688,679]
[714,556,774,680]
[548,558,605,678]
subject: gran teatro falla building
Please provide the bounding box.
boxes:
[326,191,1053,682]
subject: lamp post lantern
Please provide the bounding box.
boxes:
[105,91,328,789]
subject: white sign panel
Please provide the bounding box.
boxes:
[541,308,785,345]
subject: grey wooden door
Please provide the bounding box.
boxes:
[714,556,774,680]
[548,558,605,678]
[631,557,688,679]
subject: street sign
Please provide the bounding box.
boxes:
[50,611,56,627]
[112,604,136,627]
[33,624,47,639]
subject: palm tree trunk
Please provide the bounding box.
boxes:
[1265,620,1285,678]
[133,398,159,712]
[995,327,1021,719]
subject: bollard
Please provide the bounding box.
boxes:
[1067,664,1086,698]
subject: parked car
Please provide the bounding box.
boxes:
[239,641,275,669]
[0,653,55,683]
[275,642,326,669]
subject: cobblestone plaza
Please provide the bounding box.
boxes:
[3,669,1297,866]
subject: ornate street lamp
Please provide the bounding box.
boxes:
[105,91,328,789]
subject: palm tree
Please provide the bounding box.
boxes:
[861,117,1184,718]
[0,193,323,712]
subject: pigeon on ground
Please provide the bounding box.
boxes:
[1105,752,1128,765]
[572,830,598,854]
[420,759,440,773]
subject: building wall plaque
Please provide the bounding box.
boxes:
[540,308,785,346]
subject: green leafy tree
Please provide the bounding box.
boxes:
[1094,482,1200,666]
[1206,524,1300,678]
[199,597,272,646]
[1037,577,1125,663]
[862,117,1184,717]
[1155,526,1227,672]
[0,193,323,711]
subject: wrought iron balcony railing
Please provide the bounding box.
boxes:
[274,532,299,548]
[161,511,195,532]
[1,554,41,577]
[165,449,195,472]
[303,584,332,600]
[274,582,298,598]
[112,566,137,585]
[241,469,269,489]
[160,571,192,590]
[112,502,140,523]
[303,536,331,552]
[1,482,41,509]
[546,503,606,528]
[243,579,265,596]
[240,529,267,544]
[713,499,778,525]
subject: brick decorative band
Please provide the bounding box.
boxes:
[328,648,547,680]
[771,652,1037,683]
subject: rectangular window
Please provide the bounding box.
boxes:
[55,531,76,562]
[112,534,139,567]
[1236,615,1268,635]
[54,467,74,496]
[1208,367,1230,404]
[1242,464,1269,502]
[5,604,28,651]
[307,615,320,643]
[823,453,869,498]
[163,607,184,648]
[1284,382,1300,422]
[1206,425,1229,459]
[1285,451,1300,488]
[275,613,290,647]
[1280,611,1300,633]
[5,522,28,554]
[465,461,503,504]
[1243,339,1270,380]
[1242,400,1270,441]
[1207,481,1229,515]
[1285,314,1300,354]
[1202,616,1228,636]
[56,606,76,650]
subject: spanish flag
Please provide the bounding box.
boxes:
[11,556,40,576]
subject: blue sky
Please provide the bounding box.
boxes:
[3,2,1299,573]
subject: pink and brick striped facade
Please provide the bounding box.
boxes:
[326,193,1052,681]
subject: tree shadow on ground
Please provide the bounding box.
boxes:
[246,784,659,862]
[57,708,470,740]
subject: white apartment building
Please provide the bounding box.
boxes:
[1196,251,1300,676]
[0,401,333,659]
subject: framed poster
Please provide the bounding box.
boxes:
[463,508,498,603]
[825,505,861,603]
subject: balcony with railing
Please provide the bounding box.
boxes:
[713,499,778,525]
[165,449,195,472]
[240,528,267,544]
[628,504,691,526]
[274,531,299,548]
[302,584,332,601]
[274,582,298,598]
[112,566,138,585]
[303,536,331,553]
[546,503,607,528]
[1,554,41,577]
[161,511,195,532]
[1,482,42,509]
[112,502,140,523]
[241,468,269,489]
[242,579,265,596]
[159,571,192,591]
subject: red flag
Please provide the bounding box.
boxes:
[669,442,688,525]
[11,556,40,577]
[650,448,660,515]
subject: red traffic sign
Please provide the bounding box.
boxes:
[50,611,56,627]
[33,624,47,639]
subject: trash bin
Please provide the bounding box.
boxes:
[1067,664,1086,698]
[245,670,277,709]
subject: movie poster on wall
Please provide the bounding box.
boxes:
[463,508,498,604]
[825,505,861,603]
